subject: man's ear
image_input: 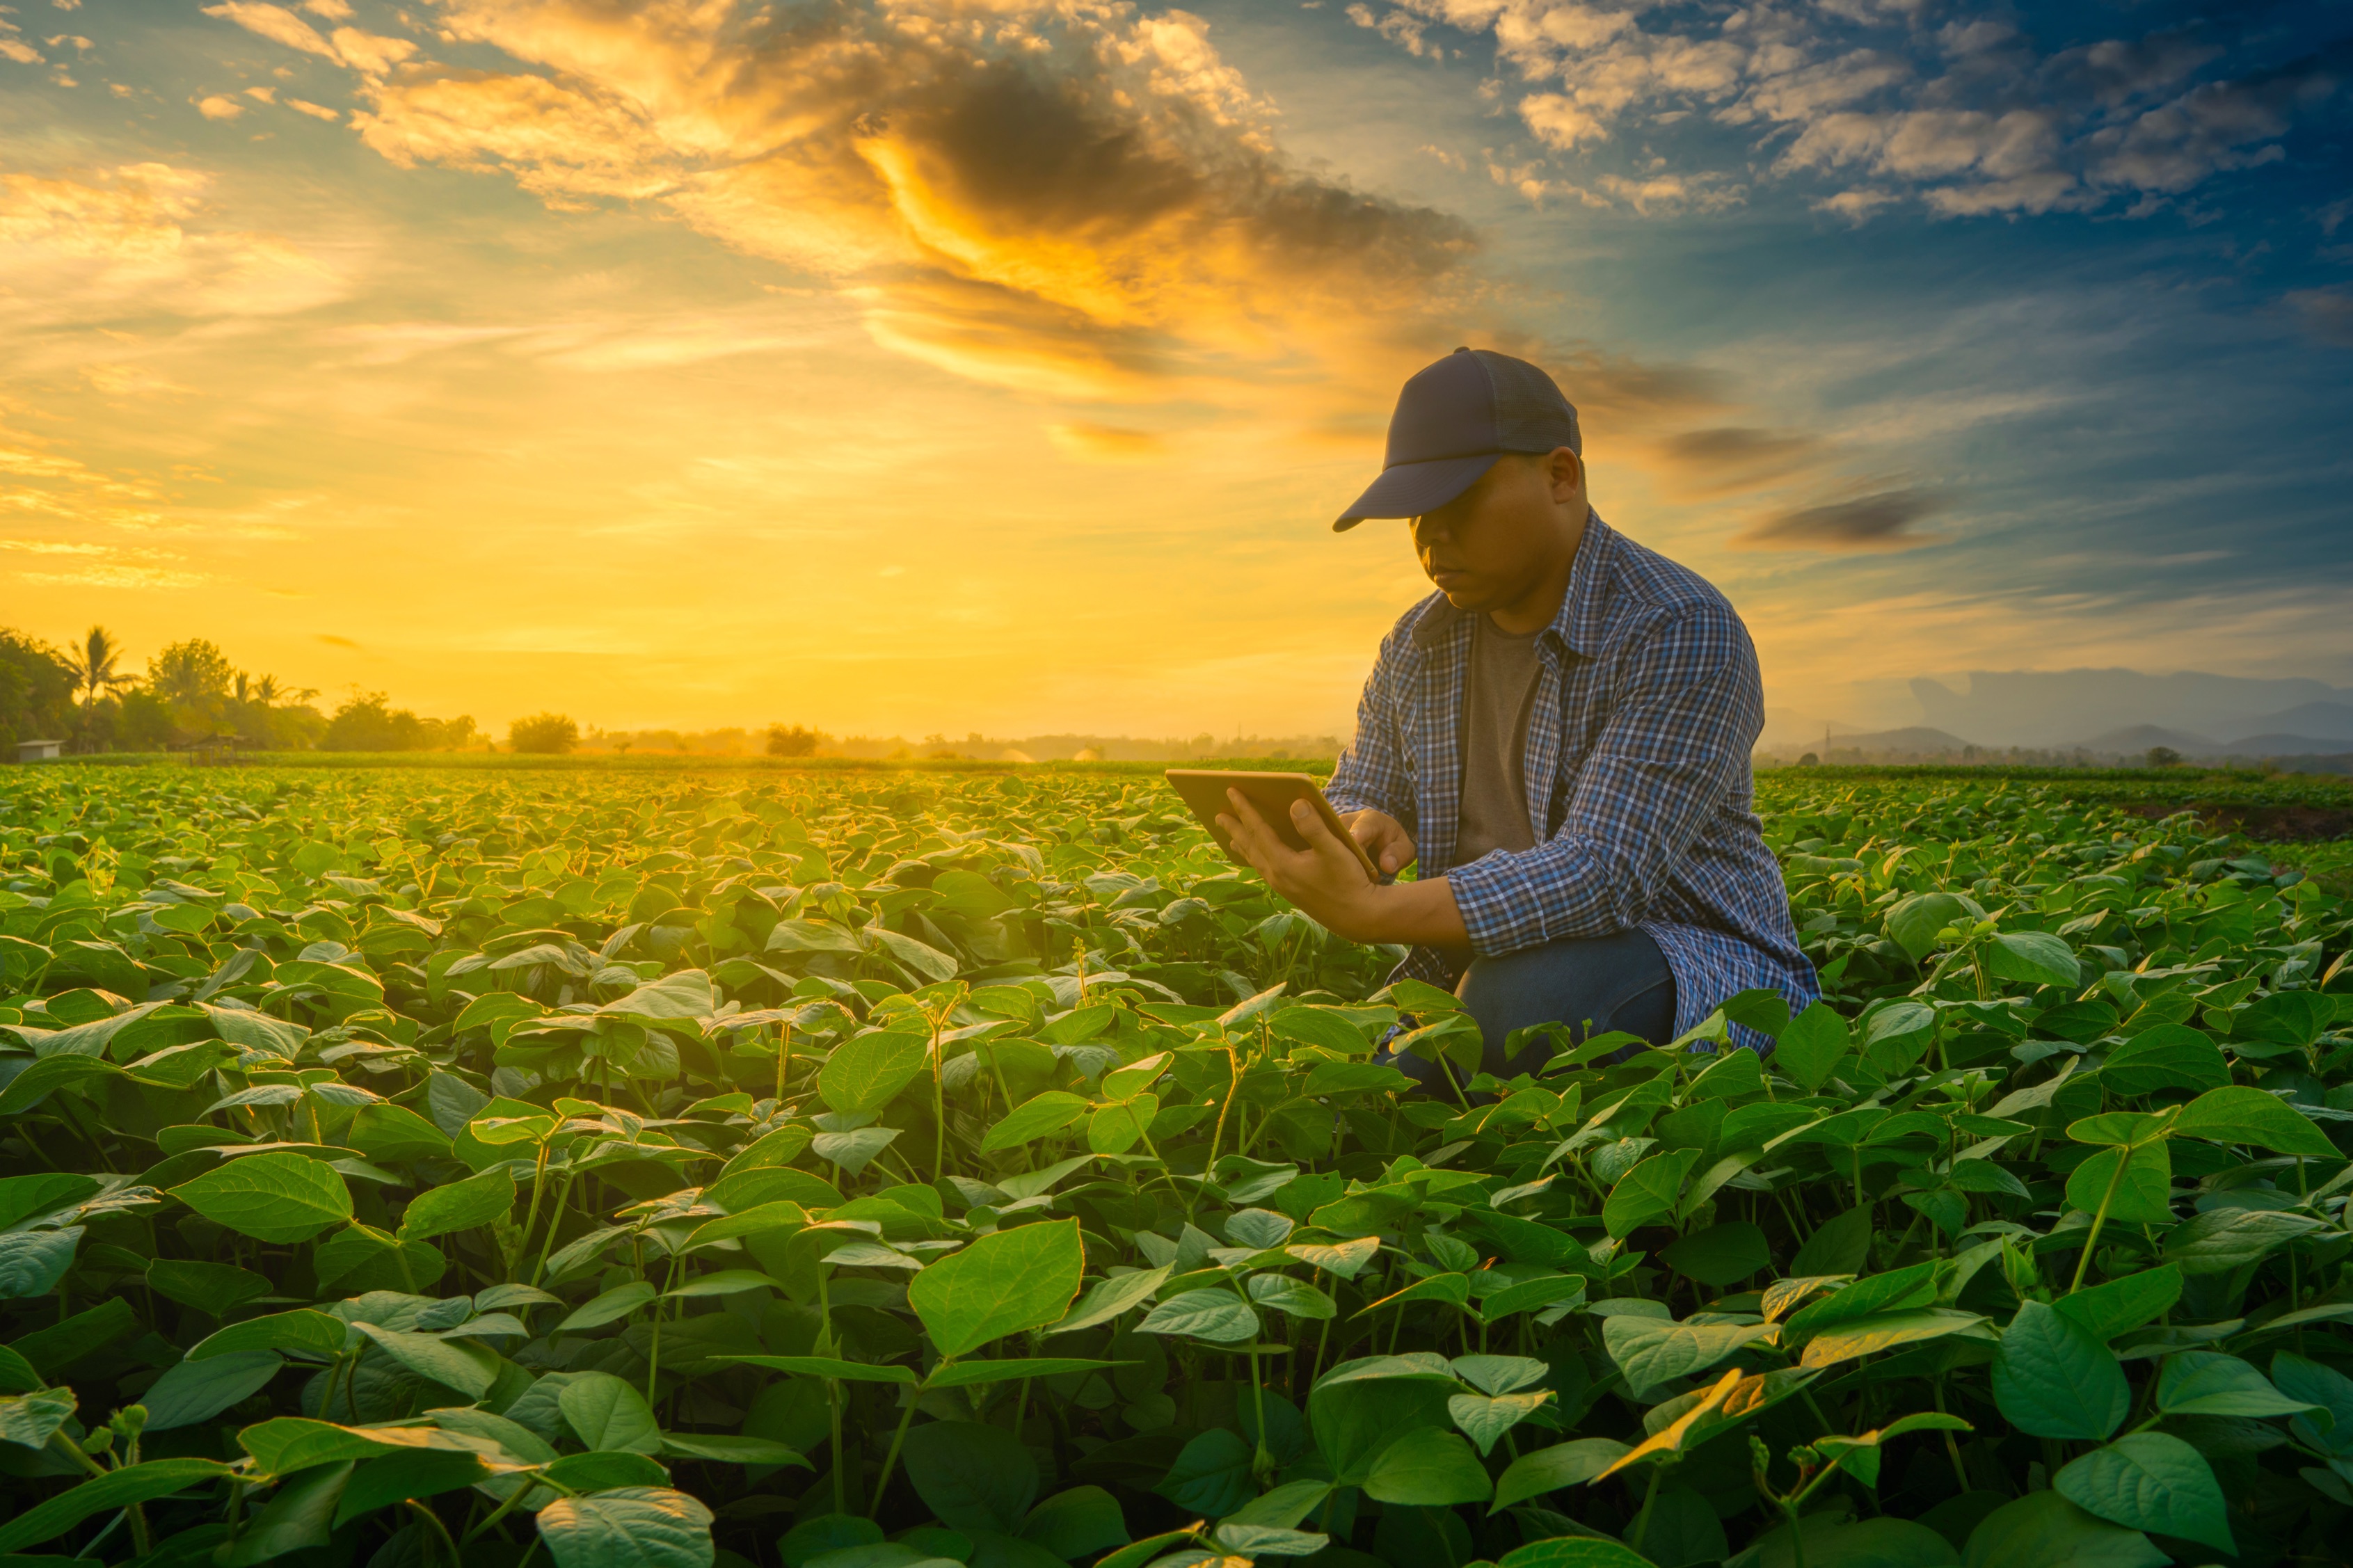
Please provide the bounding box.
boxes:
[1546,446,1584,503]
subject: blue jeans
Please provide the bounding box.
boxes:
[1381,928,1677,1095]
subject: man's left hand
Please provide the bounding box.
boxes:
[1212,790,1389,944]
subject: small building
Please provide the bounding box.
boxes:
[15,739,61,762]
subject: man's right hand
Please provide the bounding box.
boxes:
[1342,809,1417,877]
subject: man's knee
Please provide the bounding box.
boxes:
[1454,932,1676,1066]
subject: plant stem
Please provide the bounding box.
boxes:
[2068,1144,2137,1295]
[1632,1462,1666,1553]
[869,1384,923,1518]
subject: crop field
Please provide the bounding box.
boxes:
[0,765,2349,1568]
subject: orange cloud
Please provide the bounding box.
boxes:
[308,1,1481,415]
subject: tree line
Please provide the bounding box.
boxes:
[0,625,491,755]
[0,625,812,759]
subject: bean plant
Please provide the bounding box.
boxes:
[0,767,2346,1568]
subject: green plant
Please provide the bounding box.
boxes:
[0,766,2342,1568]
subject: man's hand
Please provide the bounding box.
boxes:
[1342,808,1416,877]
[1218,789,1467,949]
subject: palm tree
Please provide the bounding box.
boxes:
[61,625,130,713]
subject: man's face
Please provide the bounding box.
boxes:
[1410,452,1575,611]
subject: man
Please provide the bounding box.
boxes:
[1218,346,1814,1087]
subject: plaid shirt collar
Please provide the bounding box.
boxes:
[1404,509,1617,662]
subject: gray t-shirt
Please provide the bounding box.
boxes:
[1455,614,1545,865]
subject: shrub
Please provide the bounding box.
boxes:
[510,711,580,753]
[765,723,829,758]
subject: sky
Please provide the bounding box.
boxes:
[1,0,2347,740]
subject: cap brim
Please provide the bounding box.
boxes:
[1332,454,1500,532]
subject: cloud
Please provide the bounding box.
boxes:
[202,2,416,74]
[20,563,207,589]
[2290,287,2353,348]
[316,633,360,647]
[1644,426,1827,498]
[1363,1,2350,220]
[195,93,246,120]
[246,0,1483,411]
[0,536,202,588]
[1731,487,1947,551]
[0,161,347,326]
[1047,422,1170,461]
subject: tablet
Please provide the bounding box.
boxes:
[1164,769,1381,881]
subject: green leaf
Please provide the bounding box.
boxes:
[352,1322,499,1399]
[981,1091,1088,1153]
[2154,1351,2322,1420]
[1023,1488,1130,1565]
[2063,1143,2174,1225]
[2097,1026,2229,1097]
[1490,1438,1634,1511]
[240,1418,406,1475]
[1732,1517,1960,1568]
[2054,1432,2232,1553]
[0,1229,81,1300]
[190,1309,349,1362]
[1135,1288,1259,1344]
[560,1282,660,1333]
[1497,1535,1660,1567]
[543,1451,672,1494]
[718,1356,916,1384]
[0,1388,78,1450]
[1603,1315,1777,1395]
[902,1419,1036,1533]
[1886,893,1973,961]
[559,1372,663,1454]
[818,1029,930,1116]
[0,1458,234,1553]
[171,1151,353,1243]
[1309,1374,1457,1488]
[657,1432,808,1466]
[1986,931,2080,988]
[1154,1427,1252,1517]
[1360,1427,1490,1505]
[2162,1206,2327,1274]
[909,1217,1085,1358]
[1602,1148,1700,1239]
[870,927,961,983]
[1959,1491,2168,1568]
[1247,1273,1337,1320]
[536,1487,716,1568]
[147,1258,273,1318]
[2052,1266,2183,1343]
[1658,1222,1771,1287]
[598,971,715,1026]
[335,1448,495,1526]
[1045,1266,1170,1336]
[1797,1310,1982,1370]
[398,1167,516,1242]
[925,1357,1122,1389]
[141,1350,283,1431]
[220,1458,352,1567]
[1993,1302,2128,1441]
[2171,1085,2337,1155]
[2272,1352,2353,1456]
[1791,1205,1874,1277]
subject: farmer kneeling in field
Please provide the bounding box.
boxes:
[1218,347,1816,1089]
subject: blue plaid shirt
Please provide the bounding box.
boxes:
[1326,510,1816,1041]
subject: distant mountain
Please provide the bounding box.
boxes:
[1911,670,2353,748]
[2087,724,2221,753]
[2203,733,2353,759]
[2219,702,2353,744]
